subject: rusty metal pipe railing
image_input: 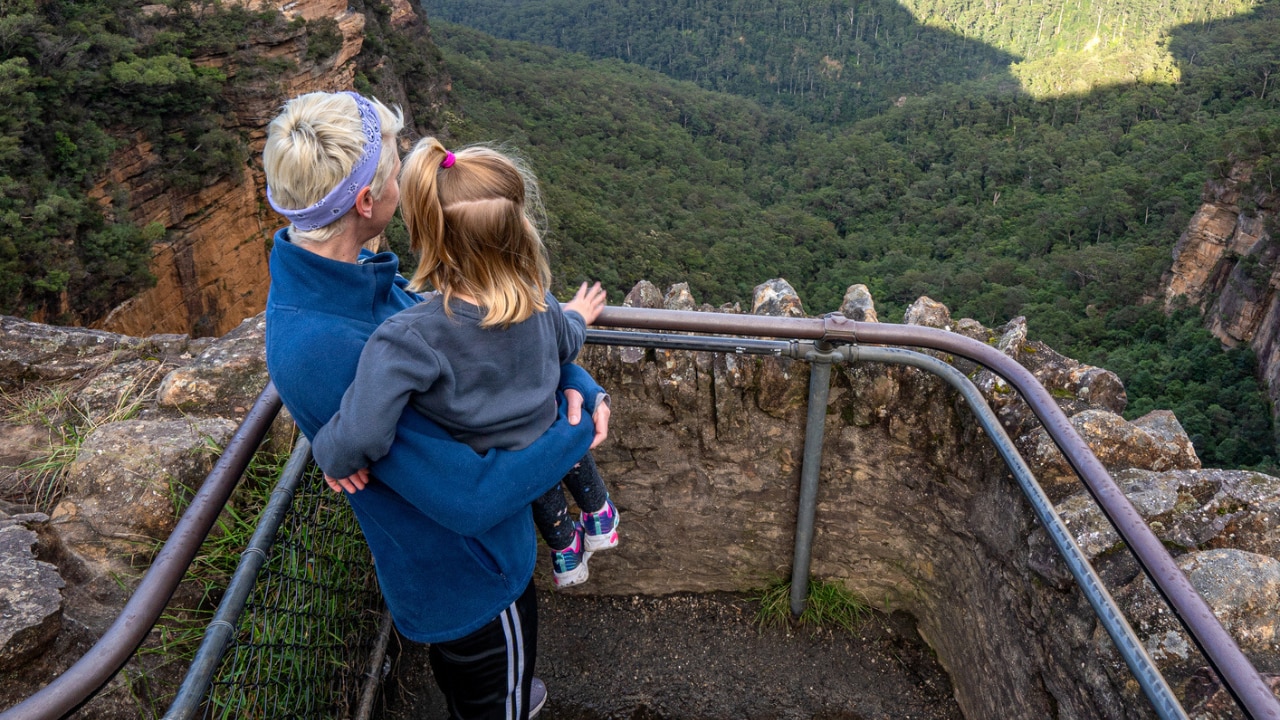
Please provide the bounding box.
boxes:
[594,306,1280,719]
[0,383,283,720]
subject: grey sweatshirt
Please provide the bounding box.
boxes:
[311,292,586,478]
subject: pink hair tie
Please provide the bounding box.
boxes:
[440,151,456,169]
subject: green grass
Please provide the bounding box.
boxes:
[1,368,160,511]
[752,577,874,634]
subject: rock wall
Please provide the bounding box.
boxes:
[1,282,1277,718]
[93,0,431,339]
[1161,164,1280,411]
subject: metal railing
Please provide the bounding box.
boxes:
[3,308,1277,719]
[591,306,1280,720]
[162,438,387,720]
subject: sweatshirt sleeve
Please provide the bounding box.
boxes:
[312,318,442,478]
[558,362,606,414]
[552,292,587,364]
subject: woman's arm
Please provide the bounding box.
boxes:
[368,390,594,537]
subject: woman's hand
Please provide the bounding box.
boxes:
[564,388,610,449]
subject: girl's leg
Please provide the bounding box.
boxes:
[428,579,539,719]
[564,453,619,552]
[532,484,589,588]
[560,453,608,514]
[531,484,576,551]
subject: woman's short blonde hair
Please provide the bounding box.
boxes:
[262,91,404,244]
[400,137,551,328]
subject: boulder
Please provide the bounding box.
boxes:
[751,279,804,318]
[0,514,63,672]
[839,284,878,322]
[156,314,269,414]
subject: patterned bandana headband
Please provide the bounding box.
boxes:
[266,91,383,231]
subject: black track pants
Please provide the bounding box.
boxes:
[427,580,538,719]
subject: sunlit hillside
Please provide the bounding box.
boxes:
[902,0,1260,95]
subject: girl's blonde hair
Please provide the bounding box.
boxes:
[400,137,551,328]
[263,92,404,244]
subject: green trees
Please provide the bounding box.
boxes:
[0,1,295,322]
[428,3,1280,468]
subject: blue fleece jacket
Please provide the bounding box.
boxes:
[263,229,598,642]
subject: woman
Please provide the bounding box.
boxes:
[261,90,608,719]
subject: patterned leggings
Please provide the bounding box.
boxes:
[530,452,608,550]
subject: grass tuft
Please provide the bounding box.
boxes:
[2,363,166,511]
[752,577,873,634]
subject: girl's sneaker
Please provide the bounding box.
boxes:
[551,524,590,589]
[581,498,620,553]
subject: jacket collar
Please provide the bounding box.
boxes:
[268,227,408,322]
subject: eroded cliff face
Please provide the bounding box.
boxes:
[1161,165,1280,408]
[93,0,428,338]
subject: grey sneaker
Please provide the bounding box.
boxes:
[530,677,548,718]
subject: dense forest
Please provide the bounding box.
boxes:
[1,0,1277,468]
[423,3,1280,468]
[0,0,431,325]
[424,0,1256,117]
[0,1,289,322]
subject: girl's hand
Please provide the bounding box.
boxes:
[325,468,370,494]
[563,281,607,325]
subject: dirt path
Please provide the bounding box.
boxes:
[376,591,962,720]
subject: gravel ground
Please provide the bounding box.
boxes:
[376,591,962,720]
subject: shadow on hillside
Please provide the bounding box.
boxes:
[425,0,1023,121]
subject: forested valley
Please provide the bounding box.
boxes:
[420,1,1280,469]
[1,0,1279,468]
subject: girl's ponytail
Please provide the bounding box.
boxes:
[401,137,451,292]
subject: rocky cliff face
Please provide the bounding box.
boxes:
[1,282,1277,718]
[1161,164,1280,409]
[93,0,431,339]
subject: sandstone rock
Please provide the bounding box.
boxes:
[904,296,951,330]
[663,283,697,311]
[1015,339,1128,417]
[387,0,419,28]
[953,317,995,344]
[1033,468,1280,586]
[996,316,1027,356]
[55,417,237,544]
[1185,668,1280,719]
[623,280,664,309]
[751,279,804,317]
[71,358,175,425]
[1096,549,1280,710]
[1029,409,1200,499]
[839,284,878,322]
[0,514,63,672]
[1159,162,1280,420]
[156,314,268,413]
[0,424,56,500]
[0,318,145,383]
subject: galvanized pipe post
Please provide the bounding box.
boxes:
[789,342,841,617]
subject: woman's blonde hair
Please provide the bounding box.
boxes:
[400,137,551,328]
[262,92,404,244]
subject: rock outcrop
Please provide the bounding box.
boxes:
[1,281,1277,718]
[1161,163,1280,412]
[92,0,433,339]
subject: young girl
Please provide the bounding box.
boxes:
[311,137,619,589]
